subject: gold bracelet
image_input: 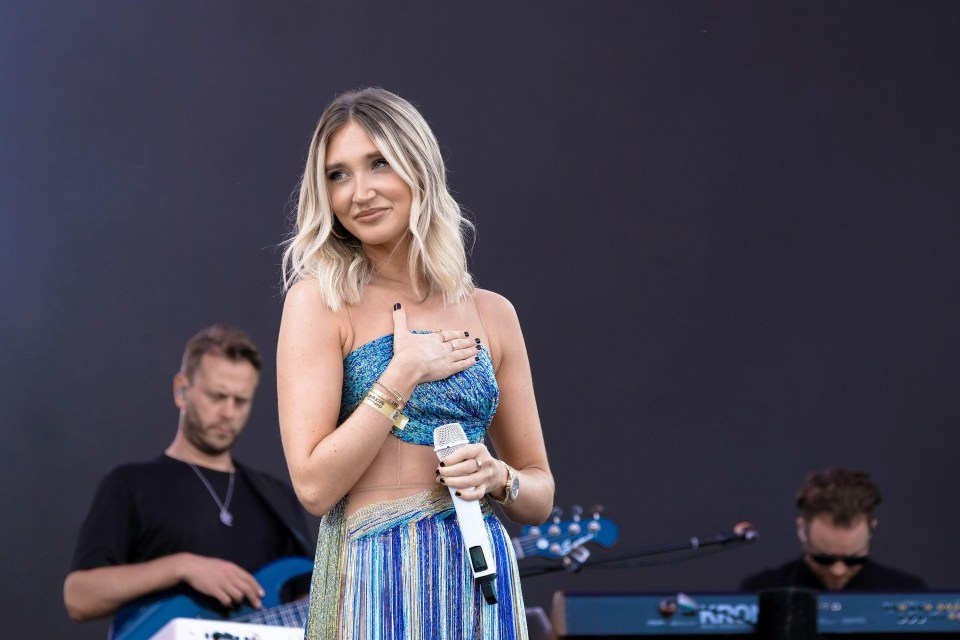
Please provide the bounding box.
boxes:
[362,389,409,430]
[373,380,405,408]
[366,386,397,409]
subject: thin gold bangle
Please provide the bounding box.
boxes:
[373,380,405,408]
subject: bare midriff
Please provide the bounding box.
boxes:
[344,435,441,517]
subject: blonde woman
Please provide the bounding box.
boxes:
[278,87,553,639]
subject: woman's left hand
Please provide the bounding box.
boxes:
[435,443,503,502]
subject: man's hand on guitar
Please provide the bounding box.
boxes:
[178,554,266,610]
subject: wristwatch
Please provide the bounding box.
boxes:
[495,462,520,506]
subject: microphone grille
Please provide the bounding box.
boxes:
[433,422,468,460]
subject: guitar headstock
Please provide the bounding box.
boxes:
[513,504,619,560]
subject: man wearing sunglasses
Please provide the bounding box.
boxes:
[740,468,926,591]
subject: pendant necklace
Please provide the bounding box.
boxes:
[188,463,235,526]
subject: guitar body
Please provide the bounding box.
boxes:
[112,556,313,640]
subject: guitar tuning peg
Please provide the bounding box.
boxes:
[568,505,583,534]
[550,506,563,522]
[588,504,605,533]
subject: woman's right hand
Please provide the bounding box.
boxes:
[390,303,479,384]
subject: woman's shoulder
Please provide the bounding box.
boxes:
[472,288,521,330]
[285,277,322,302]
[471,288,528,371]
[285,279,337,316]
[282,278,351,344]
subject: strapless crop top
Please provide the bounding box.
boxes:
[338,332,500,445]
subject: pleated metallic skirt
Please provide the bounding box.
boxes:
[304,487,528,640]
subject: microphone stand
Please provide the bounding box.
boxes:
[519,525,757,579]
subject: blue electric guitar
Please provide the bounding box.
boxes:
[111,556,313,640]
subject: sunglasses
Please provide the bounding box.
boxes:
[809,553,869,567]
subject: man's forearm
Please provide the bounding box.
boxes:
[63,554,188,621]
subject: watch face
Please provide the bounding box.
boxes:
[509,475,520,499]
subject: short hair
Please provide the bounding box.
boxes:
[281,87,474,310]
[795,468,882,526]
[180,323,262,380]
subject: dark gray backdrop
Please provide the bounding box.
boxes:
[2,2,958,639]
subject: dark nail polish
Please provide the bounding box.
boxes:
[474,355,480,361]
[474,338,481,344]
[439,462,445,467]
[439,478,446,484]
[455,491,461,497]
[393,303,401,311]
[476,344,481,350]
[464,331,470,337]
[435,468,440,475]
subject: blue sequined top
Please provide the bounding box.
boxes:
[339,333,500,445]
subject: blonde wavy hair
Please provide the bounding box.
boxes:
[281,87,474,311]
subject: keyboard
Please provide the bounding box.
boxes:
[552,591,960,636]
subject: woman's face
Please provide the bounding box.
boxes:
[324,120,413,249]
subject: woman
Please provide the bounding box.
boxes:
[278,87,554,639]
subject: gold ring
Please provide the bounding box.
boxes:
[475,458,482,470]
[434,329,445,340]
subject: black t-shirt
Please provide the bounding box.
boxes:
[740,557,928,592]
[69,454,310,574]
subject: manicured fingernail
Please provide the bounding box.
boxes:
[474,355,480,361]
[464,331,470,337]
[439,478,446,484]
[393,303,401,310]
[474,338,481,344]
[476,344,482,350]
[455,491,462,497]
[439,462,445,467]
[435,468,440,475]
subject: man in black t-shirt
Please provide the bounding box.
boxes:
[740,467,925,592]
[64,324,312,630]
